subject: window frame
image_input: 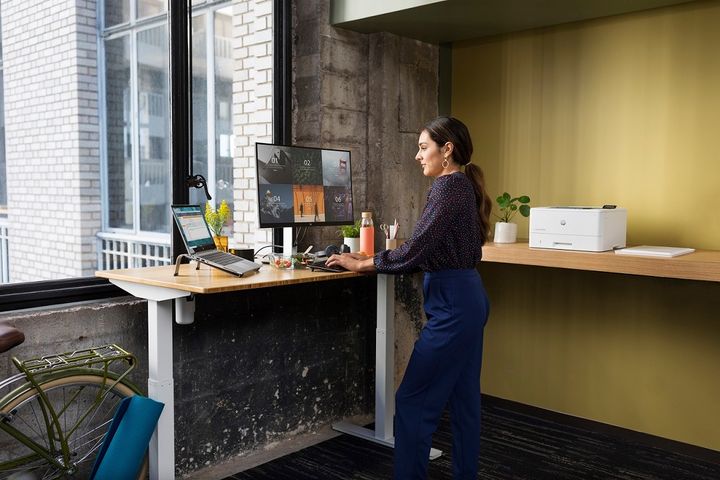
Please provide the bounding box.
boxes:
[0,0,291,311]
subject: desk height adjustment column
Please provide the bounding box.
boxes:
[147,299,176,480]
[375,274,395,441]
[332,274,395,446]
[106,279,191,480]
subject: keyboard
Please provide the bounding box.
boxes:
[200,251,246,266]
[309,258,347,272]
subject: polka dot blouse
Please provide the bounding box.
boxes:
[374,172,483,274]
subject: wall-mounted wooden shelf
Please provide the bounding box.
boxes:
[481,242,720,283]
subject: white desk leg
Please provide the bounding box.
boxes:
[375,274,395,441]
[147,299,175,480]
[333,275,394,446]
[333,275,442,459]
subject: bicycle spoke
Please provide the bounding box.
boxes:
[63,388,120,463]
[4,402,55,452]
[7,400,51,450]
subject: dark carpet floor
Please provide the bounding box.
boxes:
[227,398,720,479]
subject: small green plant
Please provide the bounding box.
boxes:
[495,192,531,223]
[337,220,361,238]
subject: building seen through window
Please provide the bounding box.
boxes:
[0,0,274,285]
[189,6,235,210]
[0,9,7,284]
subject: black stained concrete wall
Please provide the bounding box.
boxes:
[172,275,376,473]
[1,276,377,476]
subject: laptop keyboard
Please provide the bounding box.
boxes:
[200,251,243,266]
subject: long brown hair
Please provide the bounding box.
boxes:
[423,116,493,245]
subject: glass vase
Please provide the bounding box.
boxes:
[213,235,229,252]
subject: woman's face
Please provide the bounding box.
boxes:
[415,130,447,178]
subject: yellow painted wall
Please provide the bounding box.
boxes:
[453,1,720,450]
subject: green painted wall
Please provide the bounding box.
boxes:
[453,1,720,450]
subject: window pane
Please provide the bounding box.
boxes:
[191,14,208,207]
[105,0,130,28]
[0,19,5,210]
[105,36,133,230]
[214,7,234,212]
[137,26,170,233]
[3,3,113,283]
[0,73,6,209]
[1,1,276,285]
[137,0,166,20]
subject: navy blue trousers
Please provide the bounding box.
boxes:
[394,269,489,480]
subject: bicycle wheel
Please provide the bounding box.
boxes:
[0,373,144,480]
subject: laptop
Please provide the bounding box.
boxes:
[171,205,262,277]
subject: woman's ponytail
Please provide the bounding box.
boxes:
[464,163,492,245]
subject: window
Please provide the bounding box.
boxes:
[103,6,171,239]
[189,6,235,211]
[0,0,278,302]
[0,12,7,285]
[100,1,249,269]
[0,32,6,212]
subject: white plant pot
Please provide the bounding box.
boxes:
[494,222,518,243]
[343,237,360,253]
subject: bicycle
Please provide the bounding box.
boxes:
[0,324,144,479]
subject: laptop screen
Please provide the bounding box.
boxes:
[171,205,216,253]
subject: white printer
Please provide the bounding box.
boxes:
[529,206,627,252]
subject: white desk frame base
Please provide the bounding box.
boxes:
[332,275,442,460]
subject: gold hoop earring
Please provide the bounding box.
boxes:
[442,158,449,169]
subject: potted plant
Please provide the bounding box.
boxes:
[205,200,231,251]
[338,220,361,253]
[494,192,531,243]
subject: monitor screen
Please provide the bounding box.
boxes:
[255,143,354,228]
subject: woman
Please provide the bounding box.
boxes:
[326,116,492,479]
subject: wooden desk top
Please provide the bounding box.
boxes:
[96,264,363,295]
[481,242,720,283]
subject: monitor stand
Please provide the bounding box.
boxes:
[283,226,294,257]
[271,227,296,257]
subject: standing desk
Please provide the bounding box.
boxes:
[97,243,720,478]
[96,264,401,479]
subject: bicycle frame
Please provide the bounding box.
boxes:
[0,344,139,475]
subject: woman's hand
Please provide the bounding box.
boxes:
[325,253,376,273]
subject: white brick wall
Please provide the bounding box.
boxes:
[233,0,273,249]
[2,0,100,282]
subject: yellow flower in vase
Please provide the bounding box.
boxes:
[205,200,231,251]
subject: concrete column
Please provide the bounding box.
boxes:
[367,32,438,385]
[293,0,439,387]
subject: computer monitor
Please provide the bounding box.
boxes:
[255,143,354,228]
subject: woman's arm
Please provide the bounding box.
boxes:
[325,253,376,273]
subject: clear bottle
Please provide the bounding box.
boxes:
[360,211,374,256]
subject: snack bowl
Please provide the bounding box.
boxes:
[291,253,314,269]
[268,254,294,270]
